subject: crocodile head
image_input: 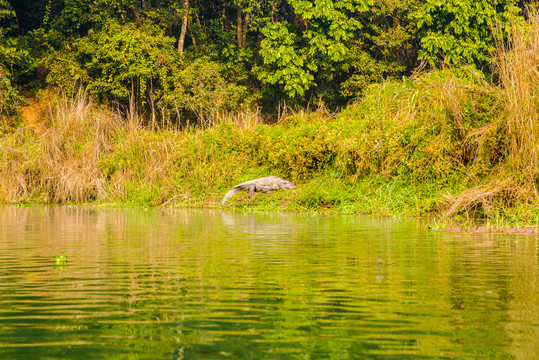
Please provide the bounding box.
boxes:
[279,180,296,190]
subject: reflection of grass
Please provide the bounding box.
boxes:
[427,212,539,234]
[53,252,68,265]
[428,218,449,231]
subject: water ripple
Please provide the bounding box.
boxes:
[0,206,537,359]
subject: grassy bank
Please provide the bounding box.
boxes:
[3,16,539,225]
[0,71,529,223]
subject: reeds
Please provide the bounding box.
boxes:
[442,179,513,217]
[0,91,123,203]
[495,7,539,199]
[430,7,539,217]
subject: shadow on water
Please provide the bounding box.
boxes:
[0,205,537,359]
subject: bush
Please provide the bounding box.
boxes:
[0,37,28,127]
[414,0,521,68]
[0,65,19,125]
[47,21,178,106]
[46,21,249,125]
[160,57,250,126]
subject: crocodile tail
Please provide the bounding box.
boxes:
[221,187,240,205]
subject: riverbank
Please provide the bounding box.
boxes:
[3,15,539,227]
[1,65,539,228]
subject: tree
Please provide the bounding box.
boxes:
[256,0,373,101]
[0,0,22,123]
[234,0,251,49]
[177,0,189,53]
[340,0,421,98]
[3,0,529,113]
[414,0,521,68]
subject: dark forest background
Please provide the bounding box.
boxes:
[0,0,528,124]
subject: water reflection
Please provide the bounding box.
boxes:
[0,205,537,359]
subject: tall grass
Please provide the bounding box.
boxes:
[496,8,539,198]
[0,92,121,203]
[0,75,507,215]
[0,90,262,206]
[443,7,539,217]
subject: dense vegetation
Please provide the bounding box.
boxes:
[2,0,539,225]
[0,0,524,118]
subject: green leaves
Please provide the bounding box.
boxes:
[162,57,249,123]
[257,22,314,98]
[403,76,416,90]
[0,1,26,121]
[257,0,372,100]
[414,0,521,67]
[47,21,177,105]
[1,0,529,111]
[53,252,68,265]
[0,0,17,34]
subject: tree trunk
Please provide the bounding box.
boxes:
[177,0,189,54]
[236,5,243,48]
[242,2,250,48]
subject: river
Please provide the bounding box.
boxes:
[0,205,537,359]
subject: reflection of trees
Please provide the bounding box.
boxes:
[445,238,513,358]
[0,206,537,359]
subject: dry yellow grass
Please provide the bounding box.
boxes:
[0,91,123,203]
[439,8,539,215]
[496,8,539,198]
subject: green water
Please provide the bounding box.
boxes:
[0,206,537,359]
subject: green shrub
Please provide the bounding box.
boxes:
[414,0,521,68]
[45,21,249,125]
[160,57,250,125]
[0,36,29,125]
[0,65,19,124]
[47,21,178,106]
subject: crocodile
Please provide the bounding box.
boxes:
[221,176,296,205]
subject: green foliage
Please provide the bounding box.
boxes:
[0,66,534,220]
[244,118,340,180]
[161,57,250,123]
[257,0,373,101]
[4,0,539,224]
[0,42,23,123]
[0,37,34,80]
[257,22,314,99]
[0,0,17,34]
[3,0,530,109]
[414,0,521,67]
[240,69,504,197]
[0,1,26,124]
[340,40,406,98]
[47,21,178,106]
[54,0,142,34]
[0,64,19,122]
[44,20,248,123]
[290,0,370,63]
[53,252,68,265]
